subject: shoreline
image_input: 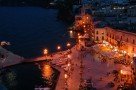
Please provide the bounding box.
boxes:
[0,43,74,68]
[0,46,24,69]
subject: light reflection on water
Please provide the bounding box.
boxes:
[42,64,53,80]
[0,61,60,90]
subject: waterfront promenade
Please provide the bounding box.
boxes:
[0,38,134,90]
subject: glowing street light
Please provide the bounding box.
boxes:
[67,54,71,59]
[134,53,136,57]
[66,42,71,47]
[57,45,61,50]
[78,35,81,39]
[64,74,68,79]
[70,30,73,33]
[44,49,48,55]
[68,63,70,67]
[131,61,133,64]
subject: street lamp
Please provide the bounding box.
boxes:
[44,49,48,59]
[57,45,61,51]
[68,63,70,67]
[44,49,48,55]
[70,30,73,34]
[64,73,68,90]
[67,54,71,59]
[64,74,68,79]
[67,42,71,48]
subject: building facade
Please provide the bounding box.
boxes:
[94,27,136,57]
[132,57,136,88]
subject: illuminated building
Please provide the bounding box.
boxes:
[132,57,136,88]
[94,27,136,57]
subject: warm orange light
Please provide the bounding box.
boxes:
[123,51,127,54]
[120,70,122,74]
[68,63,70,67]
[70,30,73,33]
[67,43,71,47]
[120,70,131,75]
[78,35,81,39]
[44,49,48,55]
[114,48,118,52]
[67,54,71,59]
[78,39,81,42]
[64,74,68,79]
[110,45,113,49]
[103,44,106,47]
[42,64,53,80]
[134,53,136,57]
[57,45,61,50]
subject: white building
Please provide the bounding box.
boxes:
[94,27,136,57]
[132,57,136,88]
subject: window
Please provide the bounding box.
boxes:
[121,36,122,40]
[112,35,114,39]
[96,36,99,41]
[133,39,135,44]
[133,47,134,51]
[126,38,128,42]
[102,36,104,40]
[96,31,98,34]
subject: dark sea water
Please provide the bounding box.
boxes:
[0,7,75,58]
[0,61,60,90]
